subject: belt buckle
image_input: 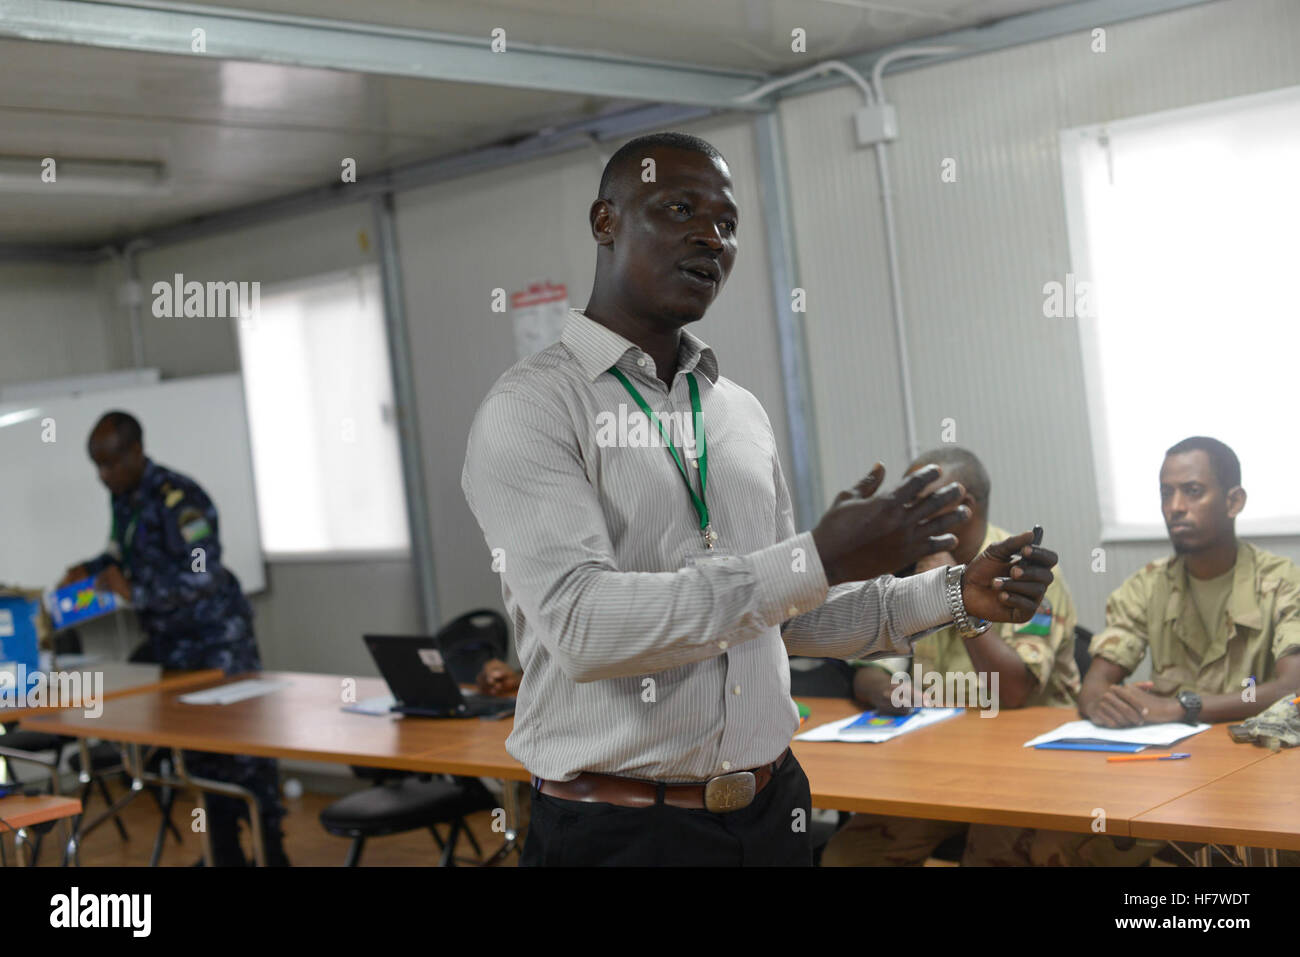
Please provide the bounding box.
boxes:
[703,771,756,813]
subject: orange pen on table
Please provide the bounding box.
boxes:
[1107,752,1190,762]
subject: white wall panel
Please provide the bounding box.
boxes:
[779,0,1300,631]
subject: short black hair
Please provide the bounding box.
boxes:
[910,446,991,513]
[93,410,143,449]
[1165,436,1241,491]
[597,131,725,202]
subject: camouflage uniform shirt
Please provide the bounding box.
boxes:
[850,523,1080,707]
[1089,542,1300,696]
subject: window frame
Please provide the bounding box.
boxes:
[232,264,411,561]
[1059,84,1300,542]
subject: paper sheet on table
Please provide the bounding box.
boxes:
[341,694,397,716]
[1023,719,1210,748]
[795,707,963,743]
[178,678,289,705]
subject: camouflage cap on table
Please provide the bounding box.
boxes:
[1228,693,1300,751]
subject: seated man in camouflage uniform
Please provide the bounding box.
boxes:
[61,411,290,866]
[1072,436,1300,864]
[821,448,1080,866]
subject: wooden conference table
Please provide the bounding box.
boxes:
[0,662,223,724]
[20,671,1299,853]
[0,793,83,865]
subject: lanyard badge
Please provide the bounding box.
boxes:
[608,364,718,551]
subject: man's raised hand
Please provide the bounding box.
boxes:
[811,463,969,586]
[961,530,1057,624]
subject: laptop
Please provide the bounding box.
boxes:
[363,634,515,719]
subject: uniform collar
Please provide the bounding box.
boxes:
[1163,541,1260,629]
[561,308,719,385]
[1226,542,1263,629]
[118,458,159,506]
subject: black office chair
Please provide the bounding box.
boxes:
[437,609,510,685]
[322,610,511,865]
[319,776,498,866]
[788,657,855,699]
[1074,625,1093,680]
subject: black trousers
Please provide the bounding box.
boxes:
[521,752,813,866]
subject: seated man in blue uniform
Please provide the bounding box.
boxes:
[60,410,289,867]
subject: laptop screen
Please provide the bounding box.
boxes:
[363,635,466,711]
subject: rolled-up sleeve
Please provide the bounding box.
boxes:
[1090,574,1151,673]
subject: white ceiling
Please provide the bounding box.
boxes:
[0,0,1079,246]
[203,0,1075,71]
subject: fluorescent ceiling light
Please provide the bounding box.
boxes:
[0,155,168,196]
[0,408,42,429]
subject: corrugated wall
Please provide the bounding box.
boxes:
[778,0,1300,631]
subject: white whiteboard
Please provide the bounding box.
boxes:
[0,374,266,594]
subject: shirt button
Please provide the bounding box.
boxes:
[636,357,647,368]
[690,459,699,469]
[787,605,799,617]
[732,685,741,695]
[717,640,728,650]
[721,761,732,771]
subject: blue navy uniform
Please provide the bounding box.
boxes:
[83,458,286,862]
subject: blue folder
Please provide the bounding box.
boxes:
[1033,741,1147,753]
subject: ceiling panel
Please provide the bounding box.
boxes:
[0,37,630,243]
[0,0,1079,245]
[193,0,1079,71]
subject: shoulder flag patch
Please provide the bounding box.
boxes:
[177,507,212,544]
[1015,599,1053,636]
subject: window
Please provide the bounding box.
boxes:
[235,266,409,556]
[1060,85,1300,540]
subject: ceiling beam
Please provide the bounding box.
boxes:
[783,0,1220,98]
[0,0,768,109]
[0,100,719,258]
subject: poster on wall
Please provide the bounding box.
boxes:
[510,281,569,360]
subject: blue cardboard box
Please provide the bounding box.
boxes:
[0,592,41,681]
[46,577,123,630]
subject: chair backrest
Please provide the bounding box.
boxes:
[788,657,855,699]
[435,609,509,685]
[1074,625,1094,682]
[53,628,83,656]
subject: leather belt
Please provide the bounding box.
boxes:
[536,747,791,814]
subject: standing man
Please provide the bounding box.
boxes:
[60,411,289,866]
[461,132,1057,866]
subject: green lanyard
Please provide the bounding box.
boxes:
[608,365,717,549]
[111,507,140,567]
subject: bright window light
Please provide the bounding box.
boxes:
[1060,85,1300,540]
[235,266,409,556]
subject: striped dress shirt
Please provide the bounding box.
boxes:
[462,308,954,782]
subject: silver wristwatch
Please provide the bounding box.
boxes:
[945,564,992,640]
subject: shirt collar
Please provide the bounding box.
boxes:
[1226,542,1263,629]
[1164,541,1262,629]
[118,458,158,506]
[561,308,719,385]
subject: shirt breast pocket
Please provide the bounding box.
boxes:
[708,422,778,541]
